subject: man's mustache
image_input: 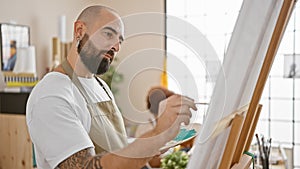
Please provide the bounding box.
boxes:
[105,50,115,62]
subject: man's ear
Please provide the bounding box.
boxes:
[74,21,86,40]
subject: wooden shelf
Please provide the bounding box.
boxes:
[0,91,33,168]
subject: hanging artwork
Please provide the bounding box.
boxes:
[0,23,30,71]
[284,54,300,78]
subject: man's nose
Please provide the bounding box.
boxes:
[111,41,121,52]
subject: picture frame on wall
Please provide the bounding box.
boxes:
[0,23,30,71]
[284,54,300,78]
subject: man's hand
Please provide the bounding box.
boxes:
[155,94,197,141]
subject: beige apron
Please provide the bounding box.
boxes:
[62,61,128,154]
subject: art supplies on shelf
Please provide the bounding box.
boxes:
[2,71,38,88]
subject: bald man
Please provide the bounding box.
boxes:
[26,5,196,169]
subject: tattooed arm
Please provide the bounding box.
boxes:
[58,147,152,169]
[56,125,167,169]
[57,126,174,169]
[58,148,103,169]
[58,95,196,169]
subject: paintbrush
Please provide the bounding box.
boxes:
[194,102,209,105]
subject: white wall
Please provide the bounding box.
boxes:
[0,0,165,122]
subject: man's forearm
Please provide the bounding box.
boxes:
[100,152,152,169]
[84,155,103,169]
[100,127,169,169]
[58,128,170,169]
[58,148,98,168]
[114,126,170,158]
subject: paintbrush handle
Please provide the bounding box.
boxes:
[194,102,209,105]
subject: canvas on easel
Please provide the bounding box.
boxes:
[187,0,295,168]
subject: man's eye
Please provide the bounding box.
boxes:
[104,31,113,39]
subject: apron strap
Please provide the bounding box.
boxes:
[94,76,112,100]
[61,60,93,104]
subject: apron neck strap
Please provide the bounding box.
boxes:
[61,60,93,104]
[94,76,112,100]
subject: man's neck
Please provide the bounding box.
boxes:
[66,49,94,78]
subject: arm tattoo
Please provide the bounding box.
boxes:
[58,148,103,169]
[84,156,103,169]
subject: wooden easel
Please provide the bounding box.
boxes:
[232,0,295,167]
[204,104,253,169]
[214,0,296,168]
[211,105,249,169]
[212,104,261,169]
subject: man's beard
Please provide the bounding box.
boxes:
[77,34,112,75]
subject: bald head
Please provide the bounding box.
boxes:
[76,5,119,28]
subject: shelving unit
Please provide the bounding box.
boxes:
[0,92,33,169]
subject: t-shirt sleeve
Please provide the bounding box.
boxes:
[27,96,94,168]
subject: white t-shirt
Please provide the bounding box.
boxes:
[26,72,114,169]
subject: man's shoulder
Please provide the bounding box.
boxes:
[39,71,70,86]
[31,72,73,98]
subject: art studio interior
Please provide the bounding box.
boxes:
[0,0,299,169]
